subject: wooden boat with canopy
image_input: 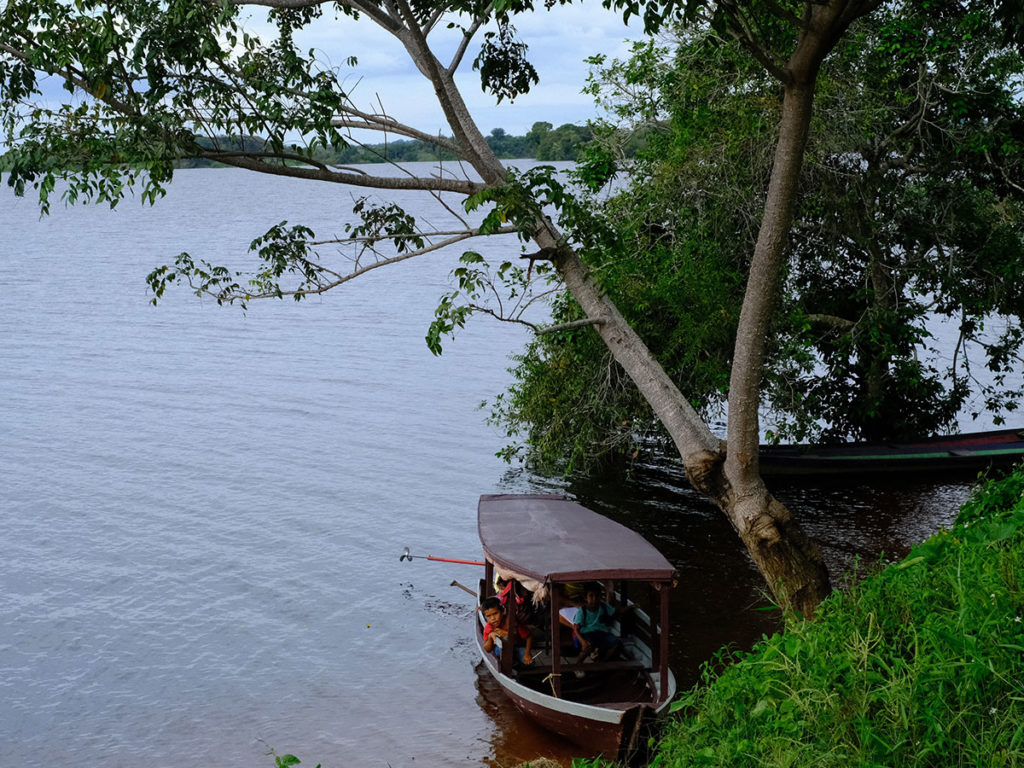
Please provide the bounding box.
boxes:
[475,493,677,760]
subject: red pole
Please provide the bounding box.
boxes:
[426,555,486,566]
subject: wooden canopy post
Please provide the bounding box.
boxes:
[550,582,562,698]
[650,583,661,671]
[617,580,633,636]
[659,581,670,699]
[484,560,494,599]
[502,587,517,675]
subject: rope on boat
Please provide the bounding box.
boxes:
[541,672,561,698]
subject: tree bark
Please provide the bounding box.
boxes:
[544,216,830,614]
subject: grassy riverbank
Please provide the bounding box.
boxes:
[639,466,1024,768]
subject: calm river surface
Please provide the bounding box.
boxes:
[0,165,994,767]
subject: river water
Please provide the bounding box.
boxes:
[0,165,990,767]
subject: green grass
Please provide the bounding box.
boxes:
[649,467,1024,768]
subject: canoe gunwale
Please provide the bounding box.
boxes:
[758,427,1024,478]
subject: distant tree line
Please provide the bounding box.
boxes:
[0,122,594,171]
[167,122,593,169]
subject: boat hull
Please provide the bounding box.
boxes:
[476,624,675,759]
[759,428,1024,479]
[477,649,663,758]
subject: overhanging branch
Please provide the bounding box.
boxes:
[202,148,369,174]
[330,115,461,154]
[536,317,607,335]
[223,0,402,34]
[211,153,484,193]
[310,225,517,246]
[466,306,604,336]
[804,313,855,333]
[448,5,493,74]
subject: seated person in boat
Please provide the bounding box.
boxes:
[556,583,584,653]
[482,596,534,667]
[573,581,634,661]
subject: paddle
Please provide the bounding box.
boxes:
[450,580,478,597]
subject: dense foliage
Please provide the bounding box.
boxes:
[489,38,761,471]
[777,4,1024,442]
[646,464,1024,767]
[492,2,1024,472]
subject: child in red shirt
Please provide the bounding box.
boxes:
[482,596,534,667]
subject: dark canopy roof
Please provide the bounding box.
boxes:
[478,494,676,584]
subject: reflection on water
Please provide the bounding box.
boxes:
[473,660,581,765]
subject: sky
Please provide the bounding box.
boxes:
[14,4,649,147]
[271,3,649,139]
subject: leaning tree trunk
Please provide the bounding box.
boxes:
[546,231,830,617]
[718,7,870,615]
[718,75,833,615]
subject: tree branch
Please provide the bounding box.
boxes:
[424,4,449,34]
[211,153,485,193]
[466,306,599,336]
[721,5,789,82]
[201,148,364,174]
[758,0,806,29]
[387,0,505,182]
[222,0,401,34]
[330,113,461,153]
[0,41,143,120]
[309,225,517,246]
[208,56,461,154]
[839,0,886,28]
[222,0,328,5]
[467,305,541,331]
[200,228,497,303]
[804,313,855,333]
[341,0,404,35]
[986,148,1024,195]
[448,5,493,74]
[536,317,607,334]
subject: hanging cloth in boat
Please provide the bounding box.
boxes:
[499,579,538,627]
[489,560,549,604]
